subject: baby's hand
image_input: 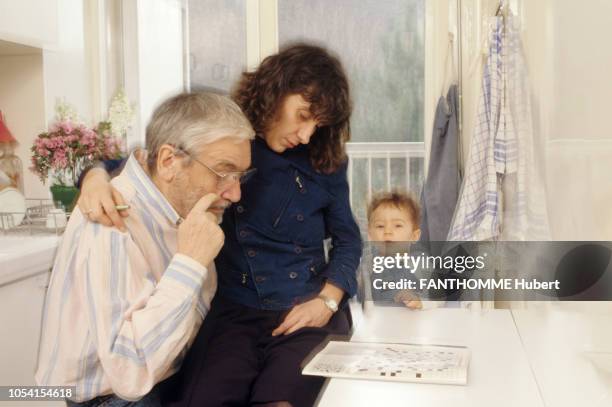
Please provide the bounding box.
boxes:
[402,299,423,310]
[394,290,423,310]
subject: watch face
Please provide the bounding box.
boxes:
[326,299,338,312]
[318,295,338,312]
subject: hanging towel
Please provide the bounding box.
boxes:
[448,15,550,241]
[420,84,461,244]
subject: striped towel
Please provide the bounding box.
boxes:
[448,15,550,241]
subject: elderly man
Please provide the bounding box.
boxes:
[35,93,254,406]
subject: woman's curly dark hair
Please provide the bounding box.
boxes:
[232,42,352,174]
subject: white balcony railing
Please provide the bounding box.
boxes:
[346,142,426,228]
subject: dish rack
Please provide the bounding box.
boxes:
[0,198,69,235]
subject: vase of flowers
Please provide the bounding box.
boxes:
[48,184,79,212]
[30,101,125,212]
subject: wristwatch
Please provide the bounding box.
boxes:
[317,294,339,313]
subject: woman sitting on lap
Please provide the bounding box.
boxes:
[78,43,362,407]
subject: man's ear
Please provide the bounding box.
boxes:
[412,228,421,241]
[156,145,181,182]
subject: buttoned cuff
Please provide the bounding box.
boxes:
[321,263,358,298]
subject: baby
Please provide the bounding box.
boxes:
[367,191,424,309]
[367,191,421,243]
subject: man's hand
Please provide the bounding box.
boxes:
[77,167,129,231]
[271,297,333,336]
[178,193,225,268]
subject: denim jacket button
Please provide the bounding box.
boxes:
[247,249,256,257]
[239,230,248,238]
[296,214,304,222]
[255,276,266,283]
[289,271,298,279]
[309,266,316,273]
[236,205,244,213]
[294,246,302,254]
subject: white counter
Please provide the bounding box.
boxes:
[317,305,543,407]
[512,304,612,407]
[0,234,60,285]
[0,234,61,406]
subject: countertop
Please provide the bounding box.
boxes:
[0,234,60,285]
[317,305,544,407]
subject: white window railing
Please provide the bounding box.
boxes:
[346,141,426,228]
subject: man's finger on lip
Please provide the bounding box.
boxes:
[191,193,219,214]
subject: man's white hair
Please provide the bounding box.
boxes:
[145,92,254,172]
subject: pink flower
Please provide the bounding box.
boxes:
[30,119,125,184]
[60,120,74,134]
[52,149,68,169]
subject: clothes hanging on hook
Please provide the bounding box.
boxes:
[419,31,461,248]
[447,13,550,241]
[420,84,461,246]
[467,1,510,78]
[495,0,509,17]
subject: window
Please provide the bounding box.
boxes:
[279,0,426,227]
[279,0,425,143]
[188,0,427,228]
[188,0,246,93]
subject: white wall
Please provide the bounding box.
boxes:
[521,0,612,239]
[42,0,93,124]
[123,0,186,148]
[1,0,184,195]
[0,0,58,48]
[0,53,48,198]
[0,0,95,196]
[1,0,98,125]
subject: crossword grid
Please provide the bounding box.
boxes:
[303,341,470,385]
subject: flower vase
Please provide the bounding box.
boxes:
[50,185,79,212]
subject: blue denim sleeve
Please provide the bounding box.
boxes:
[76,158,127,189]
[320,163,363,298]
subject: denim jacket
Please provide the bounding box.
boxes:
[216,137,362,310]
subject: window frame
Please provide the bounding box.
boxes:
[250,0,450,164]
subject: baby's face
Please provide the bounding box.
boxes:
[368,204,420,242]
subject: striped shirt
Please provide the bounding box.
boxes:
[35,154,216,402]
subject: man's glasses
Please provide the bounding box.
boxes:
[177,147,256,189]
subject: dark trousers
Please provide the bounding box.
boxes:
[162,296,351,407]
[66,387,160,407]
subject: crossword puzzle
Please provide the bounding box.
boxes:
[303,341,470,385]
